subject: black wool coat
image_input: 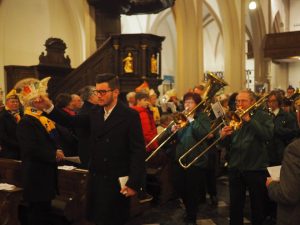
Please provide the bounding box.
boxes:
[16,115,58,202]
[48,100,146,225]
[0,109,21,159]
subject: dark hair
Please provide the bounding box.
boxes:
[269,90,283,107]
[183,92,202,104]
[135,92,149,101]
[287,85,295,91]
[193,85,205,91]
[55,93,72,109]
[228,92,238,111]
[78,86,95,101]
[95,73,120,90]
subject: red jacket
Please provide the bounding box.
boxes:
[131,106,158,151]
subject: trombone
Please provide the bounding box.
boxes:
[178,94,269,169]
[145,72,228,162]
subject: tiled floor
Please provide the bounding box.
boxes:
[127,176,252,225]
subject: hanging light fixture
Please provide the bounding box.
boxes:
[249,0,257,10]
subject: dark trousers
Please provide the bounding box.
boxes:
[173,163,206,222]
[86,174,130,225]
[28,201,53,225]
[205,150,218,197]
[228,170,269,225]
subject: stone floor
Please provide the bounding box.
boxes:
[127,176,252,225]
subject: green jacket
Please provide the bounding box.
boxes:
[175,112,211,167]
[224,109,274,171]
[267,108,299,165]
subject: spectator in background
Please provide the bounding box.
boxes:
[149,89,161,125]
[126,91,136,107]
[130,92,156,203]
[267,90,299,166]
[54,93,78,156]
[70,94,83,113]
[131,92,158,152]
[193,84,206,98]
[228,92,238,111]
[286,85,295,99]
[76,86,99,168]
[0,89,22,159]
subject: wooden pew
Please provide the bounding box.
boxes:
[0,158,148,225]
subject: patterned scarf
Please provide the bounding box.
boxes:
[24,107,56,133]
[5,106,21,123]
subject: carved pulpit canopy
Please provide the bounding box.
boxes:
[39,38,71,68]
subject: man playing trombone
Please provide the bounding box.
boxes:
[172,92,211,225]
[220,90,274,225]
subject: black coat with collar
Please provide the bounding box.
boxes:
[16,115,58,202]
[48,100,146,224]
[0,108,21,159]
[49,100,146,190]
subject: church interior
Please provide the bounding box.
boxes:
[0,0,300,225]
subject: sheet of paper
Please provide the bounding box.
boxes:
[267,165,281,181]
[64,156,81,164]
[118,176,129,189]
[211,101,226,119]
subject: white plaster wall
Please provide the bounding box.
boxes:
[0,0,94,99]
[270,62,289,90]
[288,63,300,88]
[289,0,300,31]
[270,0,288,31]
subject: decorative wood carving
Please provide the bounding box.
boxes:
[264,31,300,59]
[54,34,165,100]
[4,38,73,99]
[39,38,71,68]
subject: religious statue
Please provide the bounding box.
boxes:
[151,54,158,74]
[123,52,133,73]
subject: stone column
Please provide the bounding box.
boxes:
[173,0,204,97]
[217,0,246,93]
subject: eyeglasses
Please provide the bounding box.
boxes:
[93,89,113,96]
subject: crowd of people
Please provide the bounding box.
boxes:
[0,74,300,225]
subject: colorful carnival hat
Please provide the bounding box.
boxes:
[6,89,18,100]
[135,81,150,93]
[14,77,51,105]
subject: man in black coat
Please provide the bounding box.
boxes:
[43,74,146,225]
[76,85,99,168]
[0,89,22,159]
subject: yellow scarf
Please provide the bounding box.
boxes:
[5,106,21,123]
[24,107,56,133]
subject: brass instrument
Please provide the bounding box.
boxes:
[145,72,228,162]
[178,94,269,169]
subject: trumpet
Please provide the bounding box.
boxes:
[178,94,269,169]
[145,72,228,162]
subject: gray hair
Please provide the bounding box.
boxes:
[78,86,96,101]
[126,92,136,101]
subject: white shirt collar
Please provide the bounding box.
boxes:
[272,108,280,116]
[104,103,117,120]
